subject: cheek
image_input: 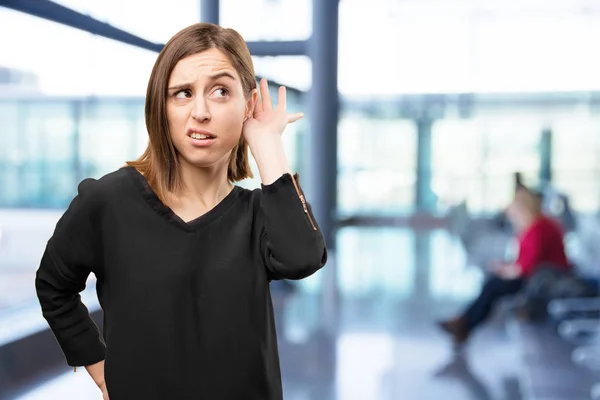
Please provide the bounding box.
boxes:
[167,108,189,136]
[220,119,244,144]
[214,105,245,136]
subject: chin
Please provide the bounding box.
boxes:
[180,152,230,170]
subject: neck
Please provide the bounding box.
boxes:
[519,213,540,232]
[172,158,233,207]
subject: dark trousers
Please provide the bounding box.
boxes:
[464,276,525,331]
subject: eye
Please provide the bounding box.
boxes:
[173,89,192,99]
[212,87,229,98]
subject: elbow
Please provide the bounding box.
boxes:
[35,271,58,314]
[278,245,328,280]
[263,228,328,280]
[35,267,73,316]
[35,268,51,303]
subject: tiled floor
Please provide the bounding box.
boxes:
[9,228,525,400]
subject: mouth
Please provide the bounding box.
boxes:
[188,130,216,141]
[187,129,216,147]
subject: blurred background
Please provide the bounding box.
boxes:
[1,0,600,399]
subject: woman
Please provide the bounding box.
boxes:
[35,23,327,400]
[438,187,568,345]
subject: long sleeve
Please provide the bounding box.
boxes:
[35,178,106,367]
[259,173,327,280]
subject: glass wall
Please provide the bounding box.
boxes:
[336,98,600,217]
[338,116,417,216]
[1,101,79,208]
[0,88,304,209]
[0,99,141,208]
[431,115,542,214]
[552,117,600,213]
[6,99,597,216]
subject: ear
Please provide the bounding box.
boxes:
[245,88,258,119]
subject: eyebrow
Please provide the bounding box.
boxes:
[168,71,237,91]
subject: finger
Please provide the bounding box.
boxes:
[260,78,273,111]
[287,112,304,123]
[254,84,263,115]
[277,86,286,111]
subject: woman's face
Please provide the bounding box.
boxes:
[166,48,254,170]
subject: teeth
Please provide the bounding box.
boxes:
[191,133,211,139]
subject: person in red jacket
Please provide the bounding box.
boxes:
[438,187,569,345]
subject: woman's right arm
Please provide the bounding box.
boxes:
[34,179,106,390]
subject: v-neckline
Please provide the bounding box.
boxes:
[126,166,242,232]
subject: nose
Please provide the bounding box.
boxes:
[191,96,210,122]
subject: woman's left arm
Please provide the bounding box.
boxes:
[258,173,327,280]
[244,79,327,280]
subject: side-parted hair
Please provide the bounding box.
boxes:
[127,23,256,202]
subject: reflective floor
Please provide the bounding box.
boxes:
[14,228,525,400]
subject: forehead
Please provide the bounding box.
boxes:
[169,48,239,83]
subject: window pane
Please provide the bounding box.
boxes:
[552,117,600,212]
[431,119,485,211]
[338,117,417,216]
[79,101,147,178]
[21,102,78,208]
[0,100,148,208]
[432,116,542,214]
[0,101,79,208]
[0,103,20,206]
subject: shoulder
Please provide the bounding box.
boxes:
[236,184,262,208]
[234,174,301,211]
[80,166,134,194]
[52,169,127,238]
[70,167,133,212]
[539,216,564,237]
[526,216,563,240]
[95,166,133,190]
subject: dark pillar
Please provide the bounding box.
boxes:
[200,0,219,24]
[247,40,307,56]
[413,233,431,302]
[307,0,339,250]
[416,118,434,212]
[540,127,553,187]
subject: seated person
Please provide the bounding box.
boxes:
[438,187,570,345]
